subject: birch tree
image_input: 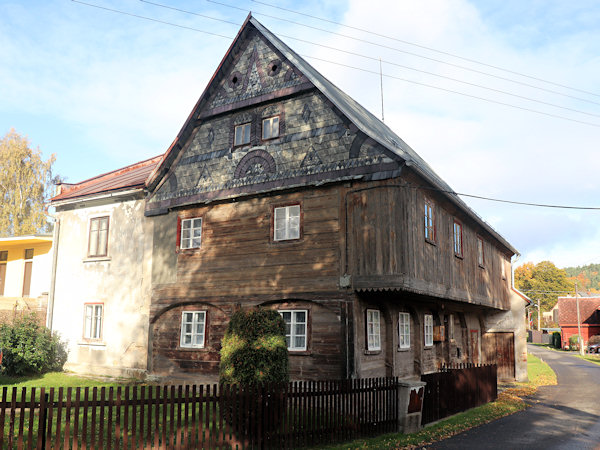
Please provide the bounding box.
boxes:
[0,129,57,236]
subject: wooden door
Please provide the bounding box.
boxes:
[483,332,515,380]
[22,261,32,297]
[0,264,5,295]
[469,329,480,363]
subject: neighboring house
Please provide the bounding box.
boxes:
[558,296,600,348]
[50,15,527,382]
[48,156,161,378]
[0,235,52,325]
[542,303,559,325]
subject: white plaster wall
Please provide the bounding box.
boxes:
[1,242,52,298]
[51,197,152,378]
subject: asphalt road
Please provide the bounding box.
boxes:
[426,344,600,450]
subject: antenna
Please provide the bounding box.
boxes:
[379,58,385,122]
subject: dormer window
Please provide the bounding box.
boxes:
[262,116,279,140]
[234,123,251,146]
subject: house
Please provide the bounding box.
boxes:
[558,296,600,348]
[48,156,161,378]
[50,15,528,382]
[0,235,52,325]
[542,303,559,326]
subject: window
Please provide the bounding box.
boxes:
[366,309,381,351]
[180,311,206,348]
[234,123,251,146]
[477,237,485,266]
[262,116,280,140]
[274,205,300,241]
[424,314,433,347]
[180,218,202,249]
[88,216,109,257]
[279,310,307,351]
[398,312,410,349]
[424,199,435,242]
[501,257,507,279]
[84,304,103,340]
[0,251,7,297]
[22,248,33,297]
[0,251,7,262]
[448,314,455,341]
[453,221,463,257]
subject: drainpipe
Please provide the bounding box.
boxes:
[46,216,60,331]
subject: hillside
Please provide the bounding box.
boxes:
[563,263,600,293]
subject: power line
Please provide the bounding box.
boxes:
[141,0,600,119]
[73,1,600,129]
[249,0,600,99]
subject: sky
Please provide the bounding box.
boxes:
[1,0,599,269]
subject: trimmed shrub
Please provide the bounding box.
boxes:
[568,334,580,350]
[0,314,67,376]
[551,331,561,348]
[219,308,289,385]
[588,335,600,346]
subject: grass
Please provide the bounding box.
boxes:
[319,353,557,449]
[0,371,133,390]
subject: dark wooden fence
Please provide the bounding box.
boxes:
[0,377,399,449]
[420,363,497,425]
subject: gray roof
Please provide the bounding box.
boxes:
[251,16,518,255]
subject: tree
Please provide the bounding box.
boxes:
[515,261,574,328]
[0,129,58,236]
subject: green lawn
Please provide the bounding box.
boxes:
[319,353,556,449]
[0,371,134,390]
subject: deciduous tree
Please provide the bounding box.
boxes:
[0,129,58,236]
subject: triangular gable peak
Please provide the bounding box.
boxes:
[146,15,399,215]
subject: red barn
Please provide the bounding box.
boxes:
[558,296,600,348]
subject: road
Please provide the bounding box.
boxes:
[426,344,600,449]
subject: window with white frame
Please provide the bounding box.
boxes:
[453,221,463,257]
[279,310,307,351]
[424,314,433,347]
[477,237,485,266]
[398,312,410,349]
[234,123,251,146]
[88,216,109,257]
[424,199,435,242]
[180,217,202,249]
[274,205,300,241]
[262,116,280,140]
[366,309,381,351]
[180,311,206,348]
[83,303,103,340]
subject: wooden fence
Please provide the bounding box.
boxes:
[0,377,399,449]
[420,363,497,425]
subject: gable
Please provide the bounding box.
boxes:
[146,20,400,214]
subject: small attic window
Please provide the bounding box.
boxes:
[229,71,242,89]
[268,59,281,76]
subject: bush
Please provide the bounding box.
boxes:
[588,335,600,346]
[0,314,68,376]
[219,308,288,385]
[551,331,561,348]
[568,334,580,351]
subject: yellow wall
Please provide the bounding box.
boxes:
[0,240,52,298]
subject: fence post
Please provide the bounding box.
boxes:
[39,392,48,450]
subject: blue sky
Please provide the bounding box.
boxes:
[2,0,600,268]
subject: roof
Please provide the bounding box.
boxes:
[146,15,517,255]
[51,155,162,203]
[0,235,52,247]
[558,296,600,325]
[512,287,533,306]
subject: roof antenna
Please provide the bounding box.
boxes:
[379,58,385,122]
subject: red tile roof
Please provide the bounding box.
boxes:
[558,296,600,325]
[51,155,163,202]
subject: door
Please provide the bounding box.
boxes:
[22,261,32,297]
[469,329,480,363]
[483,332,515,380]
[0,264,5,296]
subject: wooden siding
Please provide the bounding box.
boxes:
[346,176,511,310]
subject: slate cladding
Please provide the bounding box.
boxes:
[148,25,396,210]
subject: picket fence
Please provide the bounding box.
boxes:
[0,377,400,449]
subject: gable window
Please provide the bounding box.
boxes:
[424,199,435,243]
[424,314,433,347]
[180,311,206,348]
[262,116,280,140]
[234,123,251,146]
[88,216,109,257]
[366,309,381,351]
[180,217,202,249]
[274,205,300,241]
[453,221,463,257]
[398,312,411,349]
[477,237,485,267]
[84,303,103,340]
[279,310,307,351]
